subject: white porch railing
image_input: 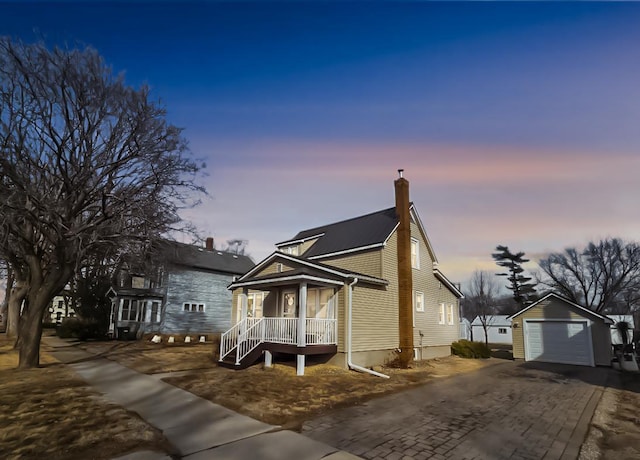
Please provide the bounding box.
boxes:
[219,317,338,365]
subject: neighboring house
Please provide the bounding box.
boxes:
[220,172,464,375]
[459,318,471,341]
[607,314,635,345]
[108,239,254,339]
[48,295,75,324]
[470,315,512,344]
[509,293,613,367]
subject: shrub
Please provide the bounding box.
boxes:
[451,340,491,359]
[56,318,107,340]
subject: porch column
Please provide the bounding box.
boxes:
[239,288,248,335]
[297,282,307,376]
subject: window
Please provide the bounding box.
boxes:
[150,301,161,322]
[414,291,424,312]
[438,303,445,325]
[498,328,508,334]
[131,276,145,289]
[306,288,336,319]
[247,292,264,318]
[411,238,420,269]
[286,246,299,256]
[447,304,454,325]
[121,299,139,321]
[183,302,205,312]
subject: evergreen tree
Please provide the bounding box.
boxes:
[492,245,537,310]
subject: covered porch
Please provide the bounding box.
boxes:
[220,277,341,374]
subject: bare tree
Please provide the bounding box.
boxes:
[0,39,204,367]
[537,238,640,314]
[463,270,499,347]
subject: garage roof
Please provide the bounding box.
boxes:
[508,293,614,324]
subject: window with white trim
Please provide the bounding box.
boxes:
[498,328,508,334]
[414,291,424,312]
[447,304,454,325]
[183,302,205,312]
[438,303,445,325]
[120,299,139,321]
[150,301,161,322]
[411,238,420,269]
[286,246,299,256]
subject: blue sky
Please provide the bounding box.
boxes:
[2,2,640,287]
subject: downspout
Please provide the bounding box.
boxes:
[347,277,390,379]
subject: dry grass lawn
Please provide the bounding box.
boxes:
[79,339,489,428]
[0,335,173,460]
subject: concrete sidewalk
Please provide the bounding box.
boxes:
[43,336,359,460]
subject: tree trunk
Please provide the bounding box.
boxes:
[0,267,13,331]
[17,263,73,368]
[18,299,46,368]
[8,280,28,343]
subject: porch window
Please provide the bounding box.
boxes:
[183,302,205,312]
[411,238,420,269]
[306,288,335,319]
[247,292,264,318]
[438,303,445,325]
[121,299,139,321]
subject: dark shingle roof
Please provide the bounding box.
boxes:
[278,207,399,258]
[159,241,255,275]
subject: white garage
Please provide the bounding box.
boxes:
[523,320,593,366]
[510,294,613,367]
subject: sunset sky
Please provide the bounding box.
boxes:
[2,2,640,289]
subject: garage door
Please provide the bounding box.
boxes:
[524,320,593,366]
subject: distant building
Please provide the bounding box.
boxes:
[471,315,512,344]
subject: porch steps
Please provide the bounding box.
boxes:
[218,344,265,370]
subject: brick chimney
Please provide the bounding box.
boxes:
[395,169,414,368]
[205,237,214,251]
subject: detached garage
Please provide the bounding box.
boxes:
[509,293,613,367]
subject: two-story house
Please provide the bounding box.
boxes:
[219,172,463,375]
[108,239,255,339]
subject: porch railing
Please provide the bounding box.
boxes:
[219,317,338,365]
[305,318,337,345]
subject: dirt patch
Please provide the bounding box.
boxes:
[582,372,640,460]
[0,336,173,460]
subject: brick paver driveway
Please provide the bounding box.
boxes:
[302,360,612,460]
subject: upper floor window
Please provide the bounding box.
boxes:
[411,238,420,269]
[131,276,146,289]
[286,246,299,256]
[183,302,205,312]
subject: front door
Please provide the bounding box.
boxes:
[282,291,297,317]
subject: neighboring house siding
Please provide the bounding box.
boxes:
[512,297,611,366]
[163,267,233,333]
[321,249,382,279]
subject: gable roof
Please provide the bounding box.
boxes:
[158,240,255,275]
[276,204,439,264]
[277,207,399,259]
[229,251,388,290]
[508,293,614,324]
